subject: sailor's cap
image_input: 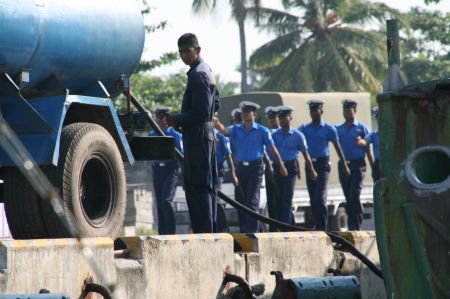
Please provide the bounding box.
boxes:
[231,108,242,118]
[306,99,325,110]
[264,106,279,118]
[341,99,358,109]
[154,106,172,115]
[239,101,260,111]
[277,105,294,117]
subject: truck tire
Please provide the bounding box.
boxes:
[3,167,49,239]
[329,207,348,232]
[43,123,126,239]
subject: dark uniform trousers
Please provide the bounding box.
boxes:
[274,160,298,231]
[265,162,279,232]
[372,159,380,182]
[306,157,331,231]
[235,159,264,233]
[182,123,218,233]
[338,158,366,230]
[152,162,178,235]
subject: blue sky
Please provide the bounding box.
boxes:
[144,0,450,83]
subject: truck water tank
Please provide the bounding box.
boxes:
[0,0,145,98]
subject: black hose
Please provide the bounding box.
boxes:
[127,93,384,280]
[78,283,112,299]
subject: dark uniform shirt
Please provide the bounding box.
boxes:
[174,58,219,127]
[172,58,219,233]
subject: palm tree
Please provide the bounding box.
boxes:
[192,0,261,93]
[249,0,402,93]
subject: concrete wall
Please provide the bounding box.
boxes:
[0,238,115,298]
[0,232,386,298]
[121,234,235,298]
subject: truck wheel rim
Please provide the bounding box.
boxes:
[79,153,115,227]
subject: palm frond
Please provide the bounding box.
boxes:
[282,0,306,10]
[338,0,405,26]
[191,0,216,14]
[332,28,387,79]
[340,46,382,93]
[261,38,315,91]
[319,34,358,91]
[246,7,300,35]
[250,30,302,71]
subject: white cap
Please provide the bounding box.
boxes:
[230,108,242,118]
[154,106,172,114]
[277,105,294,116]
[239,101,260,111]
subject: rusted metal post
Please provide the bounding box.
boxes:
[382,19,405,91]
[376,38,450,299]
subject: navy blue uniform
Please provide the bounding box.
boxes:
[215,129,232,188]
[174,58,219,233]
[365,131,380,181]
[149,127,183,235]
[299,121,338,230]
[336,120,369,230]
[228,122,274,233]
[272,127,308,230]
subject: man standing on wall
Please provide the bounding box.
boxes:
[167,33,219,233]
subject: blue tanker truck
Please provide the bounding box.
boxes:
[0,0,170,239]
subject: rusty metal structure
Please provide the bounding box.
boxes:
[374,20,450,299]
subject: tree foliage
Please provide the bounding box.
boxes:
[136,0,178,73]
[249,0,403,94]
[401,7,450,83]
[114,72,187,112]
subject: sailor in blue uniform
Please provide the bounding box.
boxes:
[228,108,242,162]
[215,128,238,189]
[213,101,288,233]
[336,100,374,230]
[299,100,350,230]
[149,106,183,235]
[166,33,219,233]
[272,106,318,230]
[263,106,280,231]
[214,128,238,232]
[357,107,380,181]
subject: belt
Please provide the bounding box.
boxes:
[153,162,177,167]
[311,156,329,162]
[239,159,263,166]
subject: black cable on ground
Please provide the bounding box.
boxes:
[128,93,384,280]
